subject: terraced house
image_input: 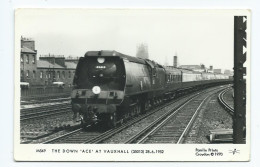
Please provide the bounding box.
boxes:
[20,37,78,87]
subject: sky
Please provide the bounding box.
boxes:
[16,9,237,71]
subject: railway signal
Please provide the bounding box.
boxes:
[233,16,247,144]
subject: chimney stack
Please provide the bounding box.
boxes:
[210,66,213,70]
[173,56,177,68]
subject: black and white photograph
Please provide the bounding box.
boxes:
[14,9,250,161]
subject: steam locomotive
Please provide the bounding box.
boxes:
[71,50,230,128]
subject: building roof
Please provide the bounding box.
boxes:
[164,66,182,74]
[37,60,77,70]
[37,60,64,69]
[65,62,77,69]
[179,65,201,69]
[21,46,36,54]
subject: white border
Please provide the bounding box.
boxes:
[1,0,260,166]
[14,8,250,162]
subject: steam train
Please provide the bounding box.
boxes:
[71,50,230,128]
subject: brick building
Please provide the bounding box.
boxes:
[20,37,78,87]
[213,69,222,74]
[20,37,37,83]
[37,55,77,87]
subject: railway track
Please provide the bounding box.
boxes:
[20,104,72,121]
[42,128,104,144]
[21,96,71,105]
[218,87,234,115]
[21,102,70,113]
[124,86,226,144]
[42,85,228,144]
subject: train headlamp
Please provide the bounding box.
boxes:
[92,86,101,94]
[97,57,105,63]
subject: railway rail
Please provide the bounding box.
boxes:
[20,104,72,121]
[21,96,71,105]
[124,86,227,144]
[218,87,234,115]
[21,102,70,114]
[42,85,228,144]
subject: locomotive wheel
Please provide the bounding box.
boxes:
[124,112,130,120]
[155,99,159,105]
[81,120,88,130]
[142,101,149,114]
[118,118,124,125]
[137,104,141,115]
[133,105,137,116]
[107,112,117,128]
[130,106,135,117]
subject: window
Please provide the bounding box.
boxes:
[26,70,29,78]
[62,71,65,78]
[40,71,43,79]
[33,71,36,78]
[26,55,29,64]
[32,55,35,64]
[45,72,48,78]
[152,68,157,77]
[68,71,71,78]
[57,71,60,78]
[48,73,51,78]
[21,70,24,78]
[21,56,23,63]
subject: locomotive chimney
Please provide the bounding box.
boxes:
[173,56,177,68]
